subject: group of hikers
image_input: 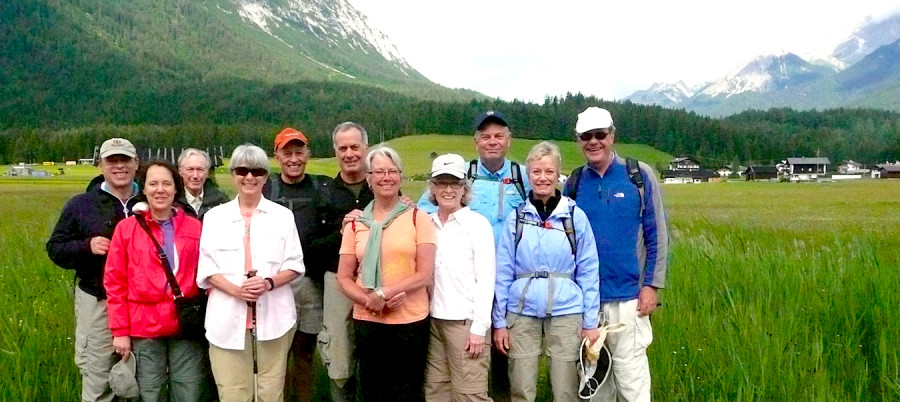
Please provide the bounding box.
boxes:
[46,106,668,402]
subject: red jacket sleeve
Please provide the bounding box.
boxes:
[104,219,131,337]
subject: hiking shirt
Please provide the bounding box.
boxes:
[492,194,600,330]
[339,208,436,325]
[262,173,330,280]
[565,154,668,303]
[417,159,531,243]
[429,207,496,336]
[197,197,305,350]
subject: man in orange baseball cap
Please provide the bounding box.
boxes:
[264,127,330,401]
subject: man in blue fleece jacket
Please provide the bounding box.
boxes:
[564,107,669,402]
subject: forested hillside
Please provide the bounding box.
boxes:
[3,91,899,167]
[1,0,899,167]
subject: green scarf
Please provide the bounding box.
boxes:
[357,200,411,289]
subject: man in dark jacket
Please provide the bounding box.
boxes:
[176,148,228,220]
[262,127,331,401]
[315,121,374,402]
[46,138,141,402]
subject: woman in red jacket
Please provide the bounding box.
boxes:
[104,161,208,401]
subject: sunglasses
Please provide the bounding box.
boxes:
[232,167,268,177]
[578,130,612,142]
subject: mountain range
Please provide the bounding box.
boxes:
[625,14,900,116]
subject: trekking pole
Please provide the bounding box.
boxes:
[246,269,259,402]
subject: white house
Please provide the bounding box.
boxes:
[785,157,830,181]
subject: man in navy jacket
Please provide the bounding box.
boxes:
[47,138,141,402]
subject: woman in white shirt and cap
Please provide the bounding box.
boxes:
[424,153,497,401]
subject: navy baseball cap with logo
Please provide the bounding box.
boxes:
[474,110,509,131]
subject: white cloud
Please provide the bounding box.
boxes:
[350,0,899,101]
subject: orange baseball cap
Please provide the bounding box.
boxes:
[274,127,309,151]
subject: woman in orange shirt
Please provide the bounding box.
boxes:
[337,146,436,402]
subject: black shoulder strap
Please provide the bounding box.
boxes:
[135,215,183,298]
[509,162,527,200]
[467,160,478,180]
[268,174,281,200]
[626,158,645,218]
[561,202,577,255]
[626,158,644,189]
[565,166,585,200]
[514,203,526,253]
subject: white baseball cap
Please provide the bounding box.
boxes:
[575,107,614,134]
[431,154,467,179]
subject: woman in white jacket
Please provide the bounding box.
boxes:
[197,144,304,401]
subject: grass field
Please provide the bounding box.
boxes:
[3,141,900,400]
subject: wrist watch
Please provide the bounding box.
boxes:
[374,288,387,300]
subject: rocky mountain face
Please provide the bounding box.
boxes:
[820,14,900,69]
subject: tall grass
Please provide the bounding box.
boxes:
[0,182,82,400]
[655,180,900,400]
[1,174,899,400]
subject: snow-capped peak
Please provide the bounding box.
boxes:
[696,52,823,98]
[232,0,412,72]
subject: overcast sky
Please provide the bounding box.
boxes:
[349,0,900,102]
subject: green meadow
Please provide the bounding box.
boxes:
[2,137,899,400]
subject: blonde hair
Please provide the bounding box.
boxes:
[525,141,561,170]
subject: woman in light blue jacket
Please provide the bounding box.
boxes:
[492,141,601,402]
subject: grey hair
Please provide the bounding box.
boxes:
[228,144,270,172]
[332,122,369,148]
[526,141,562,171]
[428,178,473,207]
[177,148,212,169]
[364,145,403,173]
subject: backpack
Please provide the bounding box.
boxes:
[514,201,578,256]
[468,160,527,201]
[565,158,645,218]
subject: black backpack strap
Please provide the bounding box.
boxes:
[565,166,585,200]
[561,202,577,255]
[509,161,527,201]
[467,160,478,180]
[626,158,645,218]
[514,204,526,254]
[135,215,183,298]
[268,174,281,200]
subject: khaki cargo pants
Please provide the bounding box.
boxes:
[506,313,582,402]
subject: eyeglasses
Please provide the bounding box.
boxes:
[431,180,463,189]
[369,169,401,178]
[232,167,268,177]
[578,129,612,142]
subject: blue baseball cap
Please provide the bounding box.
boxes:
[474,110,509,131]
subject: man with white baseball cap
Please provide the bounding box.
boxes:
[424,154,496,402]
[563,107,669,402]
[48,137,141,401]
